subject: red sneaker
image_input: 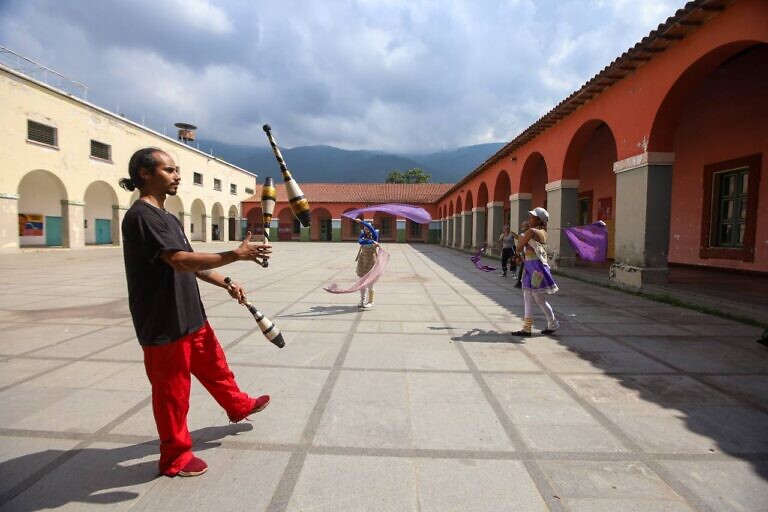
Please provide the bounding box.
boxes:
[177,456,208,477]
[229,395,271,423]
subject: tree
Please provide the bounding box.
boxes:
[385,168,431,184]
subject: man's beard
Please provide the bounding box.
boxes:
[167,187,178,196]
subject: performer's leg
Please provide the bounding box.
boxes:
[189,321,257,422]
[143,338,195,476]
[535,293,560,333]
[512,289,534,336]
[367,286,375,304]
[500,249,509,276]
[358,289,367,307]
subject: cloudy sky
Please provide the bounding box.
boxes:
[1,0,679,153]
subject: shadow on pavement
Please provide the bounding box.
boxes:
[414,245,768,482]
[0,424,253,511]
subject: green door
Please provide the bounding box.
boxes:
[45,216,62,246]
[95,218,112,244]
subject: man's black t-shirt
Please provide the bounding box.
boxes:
[122,200,206,346]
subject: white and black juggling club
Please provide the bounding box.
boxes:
[262,124,311,227]
[224,278,285,348]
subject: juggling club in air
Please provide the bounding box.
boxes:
[262,124,311,227]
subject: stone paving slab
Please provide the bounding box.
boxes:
[0,242,766,512]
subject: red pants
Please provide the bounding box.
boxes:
[142,321,255,476]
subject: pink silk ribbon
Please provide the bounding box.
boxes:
[324,247,391,293]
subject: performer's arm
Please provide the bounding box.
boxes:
[196,269,245,303]
[516,229,533,254]
[160,232,271,272]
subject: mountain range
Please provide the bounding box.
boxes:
[194,139,505,183]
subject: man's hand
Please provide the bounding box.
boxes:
[225,279,246,304]
[354,218,362,224]
[235,231,272,263]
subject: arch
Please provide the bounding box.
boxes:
[246,207,263,236]
[649,41,767,152]
[211,202,225,241]
[438,206,443,219]
[311,207,332,241]
[562,120,616,180]
[492,171,511,203]
[477,182,489,208]
[165,195,184,221]
[277,207,297,240]
[17,170,68,247]
[456,195,463,214]
[190,199,206,242]
[464,190,474,211]
[373,211,396,241]
[448,200,454,217]
[84,181,119,245]
[341,208,361,240]
[520,152,549,210]
[666,43,768,271]
[228,205,240,241]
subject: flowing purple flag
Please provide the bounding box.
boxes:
[471,247,496,272]
[563,221,608,262]
[341,204,432,224]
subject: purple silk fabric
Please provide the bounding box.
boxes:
[563,221,608,262]
[341,204,432,224]
[324,248,391,294]
[471,248,496,272]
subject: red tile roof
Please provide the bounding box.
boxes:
[244,183,454,204]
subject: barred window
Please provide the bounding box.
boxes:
[379,218,392,237]
[27,120,57,146]
[90,140,111,160]
[214,178,222,191]
[245,187,254,195]
[230,183,237,195]
[410,222,422,237]
[713,168,748,247]
[193,172,203,186]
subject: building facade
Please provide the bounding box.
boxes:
[0,65,258,251]
[242,183,452,244]
[435,0,767,286]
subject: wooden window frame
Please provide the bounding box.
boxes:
[90,139,112,162]
[27,120,58,147]
[700,154,761,262]
[193,172,203,186]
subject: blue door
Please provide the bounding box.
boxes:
[95,218,112,244]
[45,216,62,246]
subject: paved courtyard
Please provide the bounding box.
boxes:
[0,242,766,512]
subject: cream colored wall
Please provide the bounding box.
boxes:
[0,66,257,250]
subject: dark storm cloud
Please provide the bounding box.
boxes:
[0,0,678,152]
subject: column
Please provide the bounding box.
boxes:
[461,211,472,249]
[486,201,504,256]
[429,220,441,244]
[112,205,128,246]
[471,207,486,248]
[199,213,210,242]
[396,218,406,242]
[545,180,579,268]
[452,214,461,248]
[446,217,453,246]
[61,199,85,249]
[179,211,192,237]
[300,224,310,241]
[0,193,19,250]
[610,152,674,287]
[440,218,447,245]
[240,218,248,240]
[509,193,531,233]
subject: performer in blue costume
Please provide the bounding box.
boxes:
[354,218,379,309]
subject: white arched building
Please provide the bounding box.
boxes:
[0,64,258,251]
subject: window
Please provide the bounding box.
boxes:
[700,154,761,261]
[214,178,222,191]
[410,221,422,237]
[380,218,392,237]
[193,172,203,186]
[245,187,254,195]
[230,183,237,195]
[27,120,57,146]
[90,140,111,161]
